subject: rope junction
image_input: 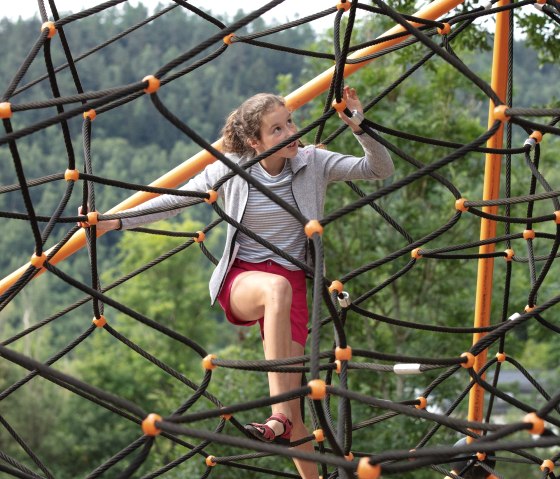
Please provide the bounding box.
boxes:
[1,0,560,478]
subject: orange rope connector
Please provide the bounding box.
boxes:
[335,359,342,374]
[496,352,506,363]
[332,98,347,112]
[415,396,427,410]
[437,23,451,35]
[142,75,161,94]
[335,346,352,361]
[530,130,543,143]
[86,212,99,226]
[195,231,205,243]
[313,429,325,442]
[202,354,217,370]
[83,109,97,121]
[304,220,323,238]
[220,412,232,421]
[455,198,469,212]
[476,452,486,461]
[223,33,235,44]
[328,280,344,295]
[205,455,217,467]
[540,459,555,473]
[141,413,162,436]
[0,102,13,119]
[357,457,381,479]
[41,21,57,38]
[523,412,545,435]
[504,249,514,261]
[523,229,536,240]
[460,352,475,368]
[205,190,218,204]
[493,105,510,122]
[345,452,354,461]
[337,1,352,11]
[64,169,80,182]
[30,253,47,269]
[554,211,560,225]
[411,248,422,260]
[92,315,107,328]
[308,379,327,400]
[524,304,536,313]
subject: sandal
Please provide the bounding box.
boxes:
[245,412,293,446]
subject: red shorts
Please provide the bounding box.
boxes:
[217,258,309,346]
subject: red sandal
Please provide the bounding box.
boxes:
[245,412,293,446]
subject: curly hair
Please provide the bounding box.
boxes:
[221,93,286,157]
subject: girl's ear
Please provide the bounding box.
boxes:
[247,137,259,150]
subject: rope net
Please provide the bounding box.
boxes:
[1,0,560,478]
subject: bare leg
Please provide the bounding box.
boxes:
[229,271,294,420]
[288,341,320,479]
[229,272,318,478]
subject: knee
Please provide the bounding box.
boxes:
[264,275,292,308]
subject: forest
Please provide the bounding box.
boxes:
[0,1,559,478]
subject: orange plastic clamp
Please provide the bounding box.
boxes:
[223,33,235,44]
[411,248,422,259]
[328,280,344,294]
[496,352,506,363]
[64,169,80,182]
[504,249,514,261]
[345,452,354,461]
[205,455,217,467]
[335,359,342,374]
[0,102,13,119]
[530,131,543,143]
[524,304,536,313]
[415,396,427,410]
[304,220,323,238]
[332,98,347,112]
[308,379,327,400]
[523,229,536,240]
[523,412,545,435]
[83,109,97,121]
[476,452,486,461]
[141,413,162,436]
[205,190,218,204]
[30,253,47,269]
[86,212,99,225]
[460,352,475,368]
[142,75,161,94]
[92,315,107,328]
[337,1,351,11]
[313,429,325,442]
[195,231,206,243]
[335,346,352,361]
[202,354,217,370]
[541,459,555,472]
[41,21,57,38]
[493,105,510,122]
[554,211,560,225]
[357,457,381,479]
[455,198,469,212]
[220,412,232,420]
[437,23,451,35]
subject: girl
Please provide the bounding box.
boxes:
[97,86,394,478]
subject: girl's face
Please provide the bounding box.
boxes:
[249,104,298,160]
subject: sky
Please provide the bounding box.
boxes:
[1,1,340,30]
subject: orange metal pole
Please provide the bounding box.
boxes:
[0,0,465,295]
[467,0,511,436]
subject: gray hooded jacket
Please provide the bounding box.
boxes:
[121,132,394,304]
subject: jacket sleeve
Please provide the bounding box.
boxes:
[318,131,394,182]
[120,157,231,229]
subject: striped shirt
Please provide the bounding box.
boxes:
[236,160,306,270]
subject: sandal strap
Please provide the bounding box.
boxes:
[266,412,293,437]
